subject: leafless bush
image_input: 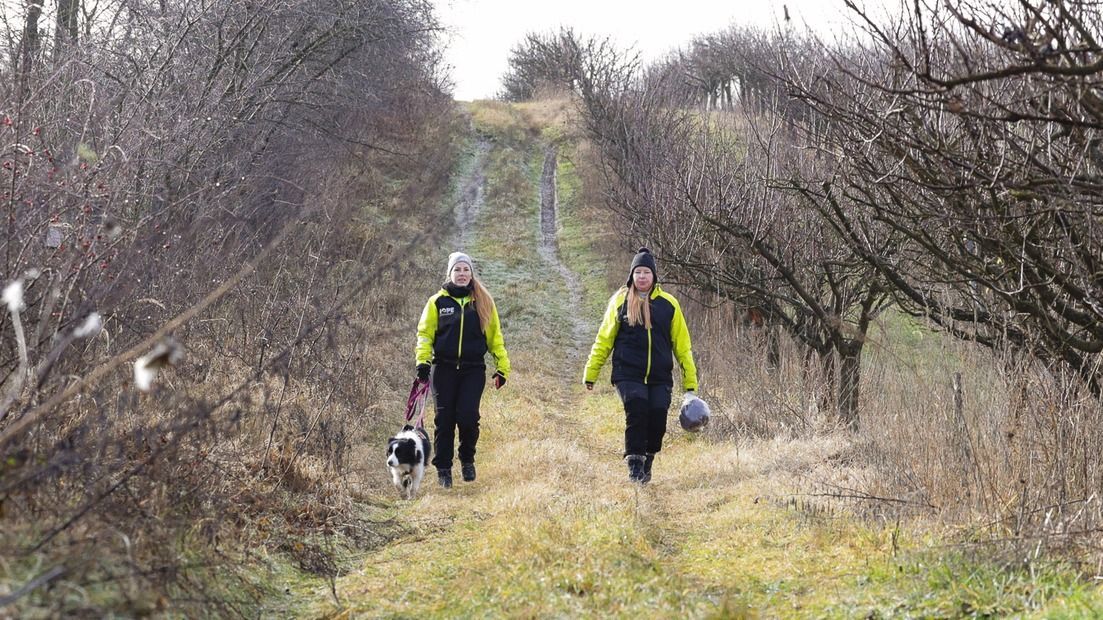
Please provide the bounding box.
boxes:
[0,0,455,614]
[499,29,580,102]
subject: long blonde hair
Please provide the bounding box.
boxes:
[620,285,651,329]
[471,277,496,332]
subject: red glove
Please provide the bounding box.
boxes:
[493,371,506,390]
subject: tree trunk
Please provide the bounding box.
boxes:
[55,0,79,55]
[837,342,862,431]
[17,0,45,99]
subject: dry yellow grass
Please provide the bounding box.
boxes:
[309,352,914,617]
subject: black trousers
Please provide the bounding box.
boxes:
[430,363,486,470]
[615,381,672,457]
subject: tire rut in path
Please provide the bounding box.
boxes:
[536,145,590,354]
[454,137,491,250]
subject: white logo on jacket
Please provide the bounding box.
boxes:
[439,307,455,316]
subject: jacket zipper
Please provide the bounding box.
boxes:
[456,297,465,369]
[643,289,654,384]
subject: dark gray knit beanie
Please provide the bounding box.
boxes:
[626,247,657,286]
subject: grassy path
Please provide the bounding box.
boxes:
[305,102,1103,619]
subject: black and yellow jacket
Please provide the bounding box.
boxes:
[416,288,510,377]
[584,285,697,390]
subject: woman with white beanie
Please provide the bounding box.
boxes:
[414,252,510,488]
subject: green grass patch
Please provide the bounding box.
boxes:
[864,307,965,377]
[555,154,613,322]
[818,551,1103,618]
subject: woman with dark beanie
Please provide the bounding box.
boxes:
[584,248,698,483]
[415,252,510,488]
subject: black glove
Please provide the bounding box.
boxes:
[416,363,431,382]
[585,381,594,391]
[493,371,506,390]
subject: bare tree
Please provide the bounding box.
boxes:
[780,0,1103,394]
[499,29,578,101]
[14,0,45,101]
[0,0,454,612]
[54,0,79,53]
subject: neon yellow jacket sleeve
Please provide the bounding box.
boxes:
[415,295,439,365]
[584,291,624,383]
[667,294,699,391]
[485,304,511,378]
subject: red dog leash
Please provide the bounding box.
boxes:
[405,379,431,430]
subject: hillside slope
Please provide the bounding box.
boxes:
[306,101,1103,619]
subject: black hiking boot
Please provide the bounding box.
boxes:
[438,469,452,488]
[461,462,476,482]
[625,455,646,484]
[642,453,655,484]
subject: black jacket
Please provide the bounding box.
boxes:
[415,289,511,375]
[584,285,698,389]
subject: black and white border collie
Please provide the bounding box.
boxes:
[386,425,431,499]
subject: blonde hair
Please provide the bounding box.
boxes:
[620,285,651,329]
[471,277,496,332]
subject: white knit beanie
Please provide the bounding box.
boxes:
[445,252,473,278]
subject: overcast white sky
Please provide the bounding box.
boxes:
[433,0,865,101]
